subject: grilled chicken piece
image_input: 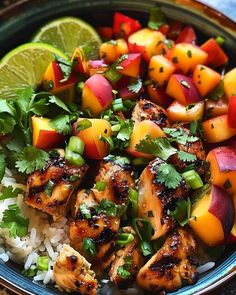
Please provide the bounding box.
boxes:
[138,158,189,240]
[109,227,144,288]
[136,228,197,293]
[92,158,135,205]
[53,244,98,295]
[70,189,120,272]
[168,124,207,177]
[132,99,170,128]
[25,154,88,220]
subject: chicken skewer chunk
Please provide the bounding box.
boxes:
[53,244,98,295]
[136,228,197,293]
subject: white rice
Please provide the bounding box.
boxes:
[0,169,70,285]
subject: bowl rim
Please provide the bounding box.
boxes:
[0,0,235,294]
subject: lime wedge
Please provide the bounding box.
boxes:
[32,17,101,59]
[0,42,68,100]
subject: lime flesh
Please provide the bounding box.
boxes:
[0,42,68,100]
[32,17,101,59]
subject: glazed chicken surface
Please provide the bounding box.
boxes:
[92,158,135,205]
[53,244,98,295]
[138,157,189,240]
[25,153,88,220]
[70,189,120,272]
[132,99,170,128]
[136,228,197,293]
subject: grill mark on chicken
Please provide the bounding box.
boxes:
[137,229,197,293]
[93,160,134,205]
[93,228,116,245]
[132,99,170,128]
[25,156,88,220]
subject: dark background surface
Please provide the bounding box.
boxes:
[0,0,235,294]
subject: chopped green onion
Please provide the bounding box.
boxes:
[95,181,107,191]
[132,158,149,166]
[44,180,55,197]
[104,67,122,83]
[215,36,225,46]
[22,266,37,277]
[140,241,153,256]
[132,218,153,241]
[129,188,138,217]
[111,124,121,132]
[182,170,203,189]
[117,233,134,246]
[123,99,136,111]
[77,119,92,132]
[112,98,125,112]
[37,256,49,271]
[68,136,85,155]
[65,147,85,166]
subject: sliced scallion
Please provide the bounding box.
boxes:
[182,169,203,189]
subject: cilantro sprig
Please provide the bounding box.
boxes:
[169,198,191,226]
[0,186,23,201]
[135,136,177,160]
[163,127,199,145]
[157,163,183,189]
[0,204,29,238]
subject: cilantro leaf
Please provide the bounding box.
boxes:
[6,136,25,153]
[82,238,96,256]
[157,163,182,189]
[127,78,142,94]
[0,204,29,238]
[140,240,154,256]
[135,136,177,160]
[117,256,132,279]
[163,127,199,145]
[15,86,34,115]
[169,198,191,226]
[0,186,23,201]
[15,146,49,174]
[30,98,49,115]
[104,155,130,166]
[54,55,72,81]
[0,99,15,116]
[0,153,5,182]
[48,95,71,113]
[148,7,166,30]
[178,151,197,162]
[0,113,16,135]
[95,199,118,217]
[50,114,71,135]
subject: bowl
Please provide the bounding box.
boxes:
[0,1,235,294]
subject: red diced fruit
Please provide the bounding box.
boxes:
[97,26,113,39]
[148,55,176,86]
[166,74,201,105]
[201,38,228,68]
[118,53,141,78]
[228,96,236,129]
[82,74,113,116]
[170,43,208,74]
[146,84,173,107]
[99,39,129,63]
[176,26,196,44]
[192,64,221,97]
[113,12,141,38]
[167,20,183,40]
[128,28,164,62]
[32,116,64,149]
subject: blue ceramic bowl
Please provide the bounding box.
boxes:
[0,1,235,294]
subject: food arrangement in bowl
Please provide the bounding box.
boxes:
[0,3,236,295]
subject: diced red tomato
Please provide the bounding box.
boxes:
[228,96,236,128]
[113,12,141,38]
[201,38,228,67]
[159,24,169,35]
[166,20,183,40]
[97,26,113,39]
[176,26,196,44]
